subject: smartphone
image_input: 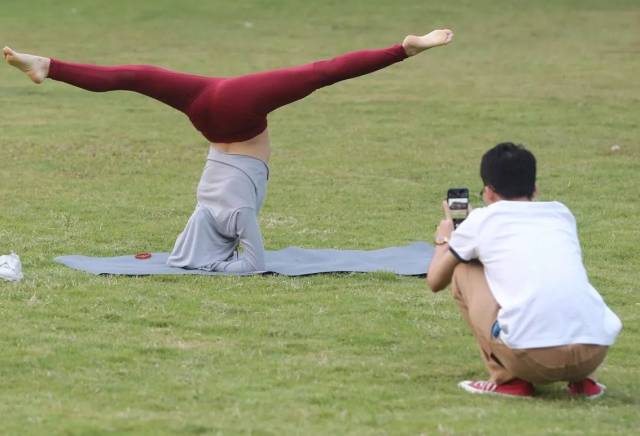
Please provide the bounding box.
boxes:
[447,188,469,228]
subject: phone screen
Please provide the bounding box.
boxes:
[447,188,469,226]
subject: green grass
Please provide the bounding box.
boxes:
[1,0,639,434]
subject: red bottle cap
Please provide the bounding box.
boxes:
[134,252,152,260]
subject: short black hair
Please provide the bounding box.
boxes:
[480,142,536,199]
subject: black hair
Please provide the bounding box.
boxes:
[480,142,536,199]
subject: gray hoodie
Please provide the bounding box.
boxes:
[167,148,269,273]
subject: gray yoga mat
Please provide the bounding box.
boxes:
[55,242,433,277]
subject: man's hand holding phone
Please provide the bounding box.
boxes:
[447,188,469,229]
[434,188,470,246]
[434,200,455,246]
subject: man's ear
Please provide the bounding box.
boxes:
[532,185,539,199]
[485,185,500,204]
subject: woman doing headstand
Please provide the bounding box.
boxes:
[4,29,453,273]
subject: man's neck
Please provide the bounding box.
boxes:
[487,196,532,205]
[501,196,531,202]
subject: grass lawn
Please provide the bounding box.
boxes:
[1,0,639,434]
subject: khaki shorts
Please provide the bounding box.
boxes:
[451,261,608,384]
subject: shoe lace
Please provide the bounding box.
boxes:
[474,381,496,391]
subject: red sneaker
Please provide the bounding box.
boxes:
[458,378,534,398]
[567,378,606,399]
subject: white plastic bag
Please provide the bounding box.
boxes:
[0,252,23,282]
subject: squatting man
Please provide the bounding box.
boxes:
[427,142,622,398]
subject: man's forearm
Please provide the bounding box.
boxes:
[427,208,459,292]
[427,244,455,292]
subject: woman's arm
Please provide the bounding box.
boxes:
[215,208,266,273]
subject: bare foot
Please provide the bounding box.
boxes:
[402,29,454,56]
[3,46,50,84]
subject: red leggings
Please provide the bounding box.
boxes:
[48,44,408,143]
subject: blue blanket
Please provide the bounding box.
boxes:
[55,242,433,277]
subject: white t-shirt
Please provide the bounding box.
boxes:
[448,200,622,349]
